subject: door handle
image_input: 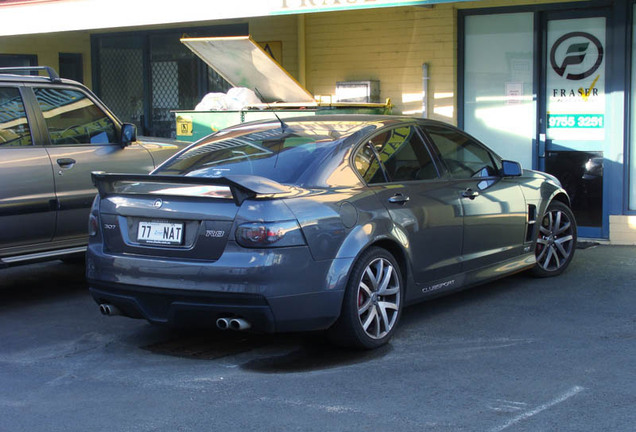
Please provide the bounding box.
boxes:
[388,193,410,204]
[57,158,76,168]
[461,188,479,200]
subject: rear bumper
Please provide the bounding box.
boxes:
[89,282,278,331]
[86,242,353,332]
[88,281,347,333]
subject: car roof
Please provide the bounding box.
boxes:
[222,114,454,134]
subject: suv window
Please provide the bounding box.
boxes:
[424,125,500,179]
[354,125,438,184]
[33,88,117,145]
[0,87,32,147]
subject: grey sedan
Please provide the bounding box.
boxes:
[87,116,576,349]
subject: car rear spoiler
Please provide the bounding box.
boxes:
[91,172,293,206]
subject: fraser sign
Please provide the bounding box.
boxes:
[277,0,431,13]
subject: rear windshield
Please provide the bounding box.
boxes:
[155,122,365,185]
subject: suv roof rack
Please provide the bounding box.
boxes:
[0,66,61,83]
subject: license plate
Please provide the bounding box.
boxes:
[137,221,184,245]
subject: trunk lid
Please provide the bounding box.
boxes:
[92,172,292,261]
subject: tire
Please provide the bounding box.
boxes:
[532,200,577,277]
[328,247,403,349]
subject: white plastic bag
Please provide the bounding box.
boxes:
[226,87,262,110]
[195,93,229,111]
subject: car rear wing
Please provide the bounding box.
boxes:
[91,172,293,206]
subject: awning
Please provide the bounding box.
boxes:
[0,0,477,37]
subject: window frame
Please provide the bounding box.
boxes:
[419,123,504,180]
[0,85,37,148]
[25,84,122,147]
[351,123,442,185]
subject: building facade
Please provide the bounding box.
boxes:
[1,0,636,243]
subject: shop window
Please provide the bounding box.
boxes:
[0,54,37,72]
[92,24,246,138]
[59,53,84,83]
[463,13,535,170]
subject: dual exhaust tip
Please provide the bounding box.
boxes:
[99,303,252,331]
[216,317,251,331]
[99,303,122,316]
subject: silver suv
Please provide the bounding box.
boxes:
[0,66,186,267]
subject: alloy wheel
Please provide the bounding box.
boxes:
[536,206,575,272]
[356,257,401,340]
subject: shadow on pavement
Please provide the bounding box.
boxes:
[0,260,87,306]
[142,327,391,373]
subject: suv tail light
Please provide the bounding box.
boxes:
[236,220,305,248]
[88,213,99,237]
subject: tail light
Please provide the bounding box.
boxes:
[236,220,305,248]
[88,213,99,237]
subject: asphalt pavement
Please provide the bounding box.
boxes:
[0,245,635,432]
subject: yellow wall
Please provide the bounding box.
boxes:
[0,31,93,87]
[250,15,300,81]
[304,0,589,124]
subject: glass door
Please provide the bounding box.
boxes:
[541,13,608,236]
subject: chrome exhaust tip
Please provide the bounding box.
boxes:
[229,318,251,331]
[99,303,122,316]
[216,317,230,330]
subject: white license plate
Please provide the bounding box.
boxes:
[137,221,184,245]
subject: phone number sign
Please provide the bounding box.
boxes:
[547,114,604,128]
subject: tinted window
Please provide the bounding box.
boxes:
[34,88,117,145]
[425,125,499,179]
[354,125,438,184]
[354,142,386,184]
[156,126,344,185]
[0,87,32,147]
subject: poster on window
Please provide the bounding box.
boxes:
[546,18,606,142]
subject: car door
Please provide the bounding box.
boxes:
[353,124,463,289]
[0,85,56,252]
[422,124,527,272]
[30,85,156,242]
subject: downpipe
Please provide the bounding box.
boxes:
[216,317,251,331]
[99,303,122,316]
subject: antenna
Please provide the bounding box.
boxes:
[254,87,287,132]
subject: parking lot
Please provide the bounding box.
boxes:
[0,245,635,432]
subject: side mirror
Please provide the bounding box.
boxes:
[120,123,137,147]
[501,160,522,177]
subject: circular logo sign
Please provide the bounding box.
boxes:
[153,198,163,209]
[550,31,604,81]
